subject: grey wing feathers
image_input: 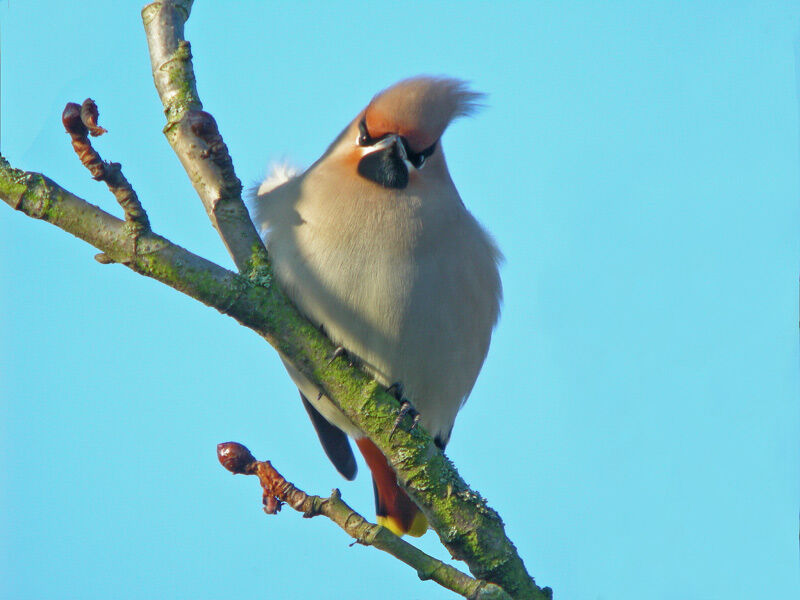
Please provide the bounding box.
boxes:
[300,392,357,480]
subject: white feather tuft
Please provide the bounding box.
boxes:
[246,162,303,238]
[257,162,302,196]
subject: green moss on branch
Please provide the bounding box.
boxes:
[0,153,549,599]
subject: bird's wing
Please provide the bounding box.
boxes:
[300,392,357,480]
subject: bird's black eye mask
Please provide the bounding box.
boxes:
[356,118,437,171]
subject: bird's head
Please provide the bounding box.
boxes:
[340,77,484,190]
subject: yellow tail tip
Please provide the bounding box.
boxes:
[378,512,428,537]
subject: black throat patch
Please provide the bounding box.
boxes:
[357,144,409,190]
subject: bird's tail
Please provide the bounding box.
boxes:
[355,437,428,537]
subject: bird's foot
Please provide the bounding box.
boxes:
[386,381,404,400]
[389,389,421,439]
[327,346,348,366]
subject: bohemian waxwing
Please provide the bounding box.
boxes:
[250,76,502,536]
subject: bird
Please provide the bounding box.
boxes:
[249,76,502,537]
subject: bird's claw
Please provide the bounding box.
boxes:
[390,399,420,438]
[386,381,404,400]
[327,346,348,366]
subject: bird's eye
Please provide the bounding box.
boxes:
[356,118,373,146]
[406,141,436,170]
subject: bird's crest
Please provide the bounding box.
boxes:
[363,76,484,153]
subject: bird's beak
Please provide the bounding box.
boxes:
[366,134,408,161]
[365,134,415,172]
[357,134,411,190]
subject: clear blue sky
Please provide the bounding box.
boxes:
[1,2,798,599]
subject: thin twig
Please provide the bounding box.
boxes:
[62,99,150,257]
[217,442,512,600]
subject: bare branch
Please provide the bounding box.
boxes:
[140,0,268,274]
[217,442,513,600]
[136,2,549,597]
[0,156,241,304]
[2,3,551,596]
[62,99,150,253]
[61,101,107,179]
[0,154,549,599]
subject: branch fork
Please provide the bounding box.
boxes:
[62,98,150,260]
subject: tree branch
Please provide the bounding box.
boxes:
[217,442,512,600]
[62,98,150,261]
[0,2,552,597]
[0,152,548,598]
[136,5,549,597]
[140,0,268,274]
